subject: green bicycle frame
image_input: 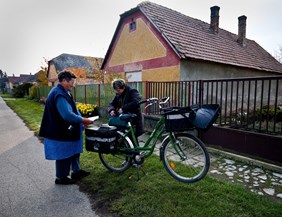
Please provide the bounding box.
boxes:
[116,113,187,161]
[118,116,168,158]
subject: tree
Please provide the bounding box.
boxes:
[273,45,282,63]
[67,67,87,83]
[104,70,129,84]
[36,57,48,86]
[0,69,8,93]
[86,57,104,84]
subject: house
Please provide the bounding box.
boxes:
[47,53,103,86]
[101,1,282,82]
[7,73,37,93]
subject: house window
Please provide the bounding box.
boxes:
[126,71,142,82]
[129,18,136,31]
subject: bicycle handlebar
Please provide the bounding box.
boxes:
[138,97,170,104]
[138,97,170,109]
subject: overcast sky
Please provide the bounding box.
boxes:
[1,0,281,76]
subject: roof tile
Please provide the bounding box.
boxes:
[136,1,282,73]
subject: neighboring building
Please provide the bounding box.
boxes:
[101,1,282,82]
[47,53,103,86]
[7,73,37,93]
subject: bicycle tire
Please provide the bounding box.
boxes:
[161,133,210,183]
[99,132,133,172]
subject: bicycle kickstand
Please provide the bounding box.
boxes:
[134,164,146,181]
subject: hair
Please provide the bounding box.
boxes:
[58,70,76,82]
[112,78,126,90]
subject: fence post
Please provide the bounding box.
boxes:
[145,81,148,99]
[98,84,101,107]
[73,87,77,101]
[84,85,87,104]
[199,80,204,104]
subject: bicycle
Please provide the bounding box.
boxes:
[85,97,220,183]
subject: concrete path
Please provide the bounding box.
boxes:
[208,150,282,201]
[0,97,98,217]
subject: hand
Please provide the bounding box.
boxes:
[82,117,94,125]
[118,108,123,113]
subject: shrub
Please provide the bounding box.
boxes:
[29,85,38,99]
[13,83,33,98]
[255,107,282,122]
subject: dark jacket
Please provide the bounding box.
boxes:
[39,84,80,141]
[108,85,144,137]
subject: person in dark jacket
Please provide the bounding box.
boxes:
[108,79,144,137]
[39,70,94,185]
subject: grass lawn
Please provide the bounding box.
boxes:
[4,96,282,217]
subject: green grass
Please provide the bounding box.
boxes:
[0,93,14,98]
[4,97,45,134]
[4,97,282,217]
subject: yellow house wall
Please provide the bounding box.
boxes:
[109,18,166,66]
[48,63,58,86]
[143,65,180,81]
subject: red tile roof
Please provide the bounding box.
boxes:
[117,1,282,73]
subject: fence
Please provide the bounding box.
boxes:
[145,76,282,135]
[37,76,282,136]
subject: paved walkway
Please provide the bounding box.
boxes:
[0,97,98,217]
[208,149,282,202]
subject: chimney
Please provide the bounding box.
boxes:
[237,15,247,46]
[210,6,220,33]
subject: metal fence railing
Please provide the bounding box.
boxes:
[201,76,282,135]
[145,77,282,135]
[36,76,282,135]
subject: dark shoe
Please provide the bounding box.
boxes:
[71,169,90,180]
[55,177,76,185]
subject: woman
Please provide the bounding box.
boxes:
[108,79,144,137]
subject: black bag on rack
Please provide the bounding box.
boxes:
[85,124,117,154]
[162,106,195,132]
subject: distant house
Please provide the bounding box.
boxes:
[7,73,37,93]
[47,53,103,86]
[101,1,282,82]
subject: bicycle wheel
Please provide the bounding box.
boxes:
[99,132,133,172]
[161,133,210,183]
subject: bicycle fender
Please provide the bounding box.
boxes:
[160,135,170,161]
[116,131,134,148]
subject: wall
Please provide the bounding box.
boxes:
[202,127,282,165]
[180,60,282,114]
[180,60,278,81]
[47,63,58,86]
[104,11,180,82]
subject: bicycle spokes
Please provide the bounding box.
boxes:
[162,133,210,183]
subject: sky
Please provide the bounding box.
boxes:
[0,0,281,76]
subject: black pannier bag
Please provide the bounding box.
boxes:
[85,124,117,154]
[190,104,220,130]
[162,106,195,132]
